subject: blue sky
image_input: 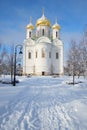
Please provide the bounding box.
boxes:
[0,0,87,61]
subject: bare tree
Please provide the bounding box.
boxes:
[82,30,87,76]
[76,29,87,77]
[0,43,23,81]
[0,43,14,79]
[66,30,87,82]
[1,47,10,75]
[67,40,80,84]
[0,44,8,75]
[0,43,2,75]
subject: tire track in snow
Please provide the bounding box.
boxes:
[0,86,41,130]
[0,79,86,130]
[36,86,81,130]
[39,102,73,130]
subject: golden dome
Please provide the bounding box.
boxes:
[52,23,60,30]
[26,17,34,30]
[36,13,51,27]
[26,23,34,30]
[52,19,61,30]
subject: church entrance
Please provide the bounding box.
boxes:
[42,72,45,75]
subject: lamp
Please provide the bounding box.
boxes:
[13,45,23,86]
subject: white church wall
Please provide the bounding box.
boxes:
[52,46,59,74]
[51,43,63,75]
[59,46,64,75]
[23,45,35,75]
[35,43,52,75]
[23,40,63,75]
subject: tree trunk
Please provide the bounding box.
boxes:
[73,72,75,85]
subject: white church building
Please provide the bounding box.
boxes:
[23,12,63,76]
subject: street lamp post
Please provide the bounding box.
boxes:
[13,44,22,86]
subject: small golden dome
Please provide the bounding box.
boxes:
[26,23,34,30]
[36,13,51,27]
[52,18,61,30]
[52,23,61,30]
[26,17,34,30]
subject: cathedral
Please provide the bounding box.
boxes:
[23,12,63,76]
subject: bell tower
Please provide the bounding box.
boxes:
[26,17,34,39]
[52,18,60,39]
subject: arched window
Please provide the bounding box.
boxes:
[42,49,45,58]
[48,30,50,37]
[42,29,44,36]
[49,52,51,58]
[36,51,38,58]
[56,31,58,38]
[28,52,31,59]
[29,31,31,37]
[56,52,59,59]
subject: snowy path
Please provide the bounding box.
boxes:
[0,76,87,130]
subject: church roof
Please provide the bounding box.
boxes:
[26,17,34,30]
[26,23,34,30]
[36,13,51,27]
[52,19,60,30]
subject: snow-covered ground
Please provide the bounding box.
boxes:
[0,75,87,130]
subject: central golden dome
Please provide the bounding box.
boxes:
[36,13,51,27]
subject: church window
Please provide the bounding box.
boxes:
[56,52,59,59]
[28,52,31,59]
[36,51,38,58]
[42,50,45,58]
[29,31,31,37]
[49,52,51,58]
[42,29,44,36]
[56,31,58,38]
[48,30,50,37]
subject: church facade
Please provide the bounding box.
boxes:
[23,12,63,76]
